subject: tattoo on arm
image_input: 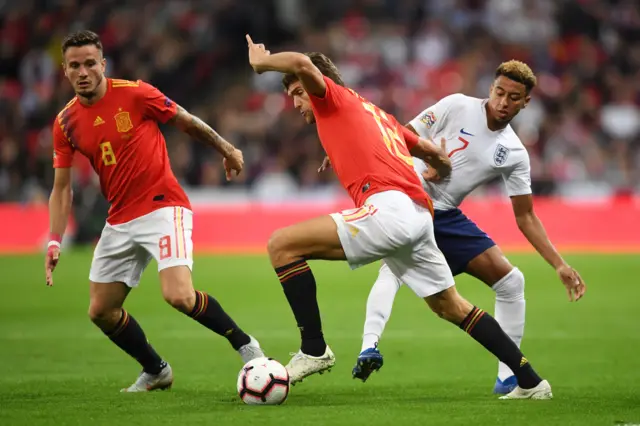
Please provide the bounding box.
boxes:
[169,106,235,156]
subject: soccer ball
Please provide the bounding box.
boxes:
[237,357,290,405]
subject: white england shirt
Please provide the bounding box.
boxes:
[409,94,532,211]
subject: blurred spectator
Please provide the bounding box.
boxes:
[0,0,638,207]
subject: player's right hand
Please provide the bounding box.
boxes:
[223,148,244,181]
[318,156,331,173]
[556,264,586,302]
[45,245,60,286]
[421,138,448,182]
[246,34,271,74]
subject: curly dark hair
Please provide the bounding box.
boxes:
[282,52,344,90]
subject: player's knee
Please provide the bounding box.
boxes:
[163,286,196,313]
[426,287,472,323]
[267,228,292,266]
[493,267,525,302]
[88,303,121,326]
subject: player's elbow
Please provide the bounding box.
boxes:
[292,55,314,76]
[50,182,72,202]
[515,212,534,231]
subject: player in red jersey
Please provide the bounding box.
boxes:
[246,35,552,399]
[45,30,265,392]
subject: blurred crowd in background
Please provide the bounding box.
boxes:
[1,0,639,209]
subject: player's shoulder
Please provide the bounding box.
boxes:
[110,78,150,96]
[111,78,142,89]
[502,125,526,148]
[55,97,79,122]
[499,125,530,164]
[440,93,479,109]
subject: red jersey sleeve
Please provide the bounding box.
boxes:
[52,119,74,168]
[138,80,178,123]
[307,75,345,116]
[400,124,420,150]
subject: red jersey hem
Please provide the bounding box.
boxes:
[106,201,192,225]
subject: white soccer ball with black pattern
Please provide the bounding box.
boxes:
[237,357,290,405]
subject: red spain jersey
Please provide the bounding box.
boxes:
[309,76,432,212]
[53,78,191,225]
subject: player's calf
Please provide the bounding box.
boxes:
[160,266,256,353]
[425,286,546,392]
[93,308,167,376]
[267,216,345,358]
[89,282,167,377]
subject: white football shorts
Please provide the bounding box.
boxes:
[89,206,193,287]
[331,190,454,298]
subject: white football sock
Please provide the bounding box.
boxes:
[362,263,402,353]
[492,267,526,381]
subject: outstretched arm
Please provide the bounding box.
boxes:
[402,125,451,180]
[246,35,326,98]
[511,194,586,301]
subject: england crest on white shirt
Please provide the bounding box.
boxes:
[494,144,510,166]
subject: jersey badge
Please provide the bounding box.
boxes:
[114,109,134,133]
[494,144,510,166]
[419,111,436,129]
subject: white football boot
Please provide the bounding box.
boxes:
[238,335,265,364]
[121,363,173,392]
[499,379,553,400]
[285,346,336,385]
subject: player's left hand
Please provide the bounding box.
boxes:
[223,148,244,181]
[246,34,270,74]
[556,264,586,302]
[318,156,331,173]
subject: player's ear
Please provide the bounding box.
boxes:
[488,82,494,97]
[101,57,106,72]
[62,62,68,78]
[523,94,531,109]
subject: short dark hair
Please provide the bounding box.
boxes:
[495,60,537,94]
[61,30,103,55]
[282,52,344,90]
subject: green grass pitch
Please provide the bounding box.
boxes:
[1,251,639,426]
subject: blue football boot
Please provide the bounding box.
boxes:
[352,346,384,382]
[493,375,518,394]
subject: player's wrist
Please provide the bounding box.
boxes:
[48,233,62,248]
[554,261,569,272]
[222,145,237,158]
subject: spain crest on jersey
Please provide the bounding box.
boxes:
[494,144,510,166]
[114,110,133,133]
[419,111,437,129]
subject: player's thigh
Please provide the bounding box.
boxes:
[89,222,152,288]
[133,206,194,273]
[465,245,514,286]
[159,265,195,310]
[433,209,498,276]
[384,210,455,299]
[268,214,346,267]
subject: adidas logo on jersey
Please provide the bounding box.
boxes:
[94,116,105,126]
